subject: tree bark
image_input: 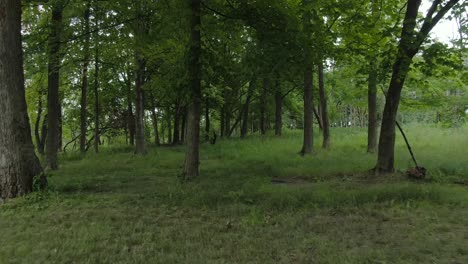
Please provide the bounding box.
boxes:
[376,0,426,172]
[300,67,314,155]
[0,0,43,199]
[184,0,202,180]
[150,93,160,145]
[133,3,147,155]
[34,92,45,155]
[45,2,64,170]
[173,103,180,145]
[204,97,210,141]
[241,77,256,138]
[93,40,100,153]
[181,106,187,143]
[274,82,282,136]
[126,78,135,145]
[134,56,146,154]
[260,78,269,135]
[318,61,330,149]
[80,1,91,153]
[367,60,378,153]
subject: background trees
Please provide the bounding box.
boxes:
[15,0,467,176]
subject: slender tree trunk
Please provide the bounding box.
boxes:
[376,0,420,173]
[45,3,64,170]
[225,106,231,137]
[173,104,180,145]
[184,0,202,180]
[34,92,45,154]
[126,79,135,146]
[376,0,460,173]
[40,114,48,153]
[150,93,160,145]
[300,67,314,155]
[181,106,187,143]
[318,61,330,149]
[93,43,100,153]
[220,107,225,138]
[205,97,210,141]
[0,0,43,199]
[80,1,91,153]
[167,111,172,144]
[241,77,256,138]
[260,78,269,135]
[367,60,378,153]
[274,84,282,136]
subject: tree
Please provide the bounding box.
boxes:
[0,0,43,199]
[80,0,91,153]
[183,0,202,180]
[376,0,460,173]
[45,0,66,169]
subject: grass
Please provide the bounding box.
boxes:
[1,126,467,263]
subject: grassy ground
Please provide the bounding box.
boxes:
[1,126,467,263]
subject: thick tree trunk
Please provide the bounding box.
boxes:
[133,3,148,155]
[0,0,43,199]
[80,2,91,153]
[260,78,269,135]
[184,0,202,180]
[367,60,378,153]
[318,61,330,149]
[45,3,64,170]
[134,57,146,154]
[300,67,314,155]
[274,84,282,136]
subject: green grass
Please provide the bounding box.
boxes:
[1,126,467,263]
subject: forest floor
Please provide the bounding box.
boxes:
[1,126,467,263]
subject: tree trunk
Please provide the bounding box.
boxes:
[93,41,100,153]
[181,106,187,143]
[318,61,330,149]
[126,79,135,146]
[133,2,148,155]
[300,67,314,155]
[367,60,378,153]
[150,93,160,145]
[184,0,202,180]
[134,56,146,154]
[204,97,210,141]
[34,92,45,155]
[45,2,64,170]
[80,1,91,153]
[220,107,225,138]
[375,0,420,173]
[274,83,282,136]
[241,77,256,138]
[260,78,269,135]
[173,104,180,145]
[0,0,43,199]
